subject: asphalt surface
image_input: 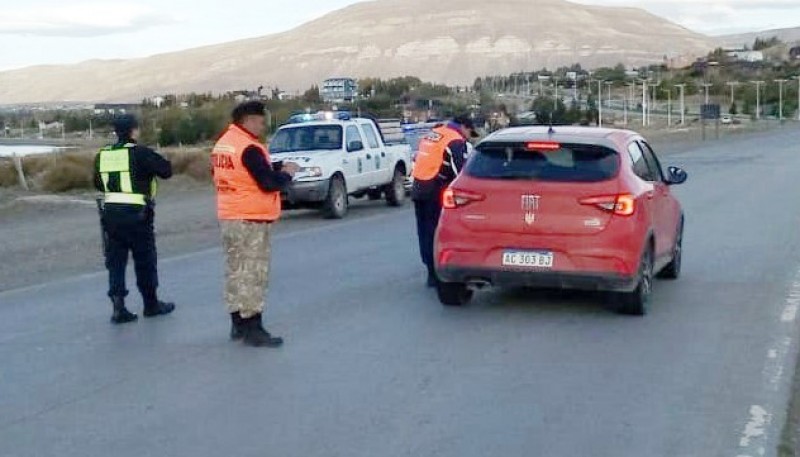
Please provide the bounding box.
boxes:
[2,126,800,457]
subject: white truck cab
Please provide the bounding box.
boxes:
[269,111,411,219]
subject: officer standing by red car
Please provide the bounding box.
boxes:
[411,116,478,287]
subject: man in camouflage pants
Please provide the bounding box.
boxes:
[212,101,298,347]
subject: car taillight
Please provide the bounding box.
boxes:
[579,194,636,216]
[442,188,485,209]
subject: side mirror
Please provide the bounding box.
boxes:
[666,166,688,185]
[347,140,364,152]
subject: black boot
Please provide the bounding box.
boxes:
[230,312,244,341]
[242,314,283,348]
[110,296,138,325]
[144,298,175,317]
[426,267,438,288]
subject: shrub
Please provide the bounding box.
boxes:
[164,149,211,182]
[38,153,94,192]
[0,159,18,187]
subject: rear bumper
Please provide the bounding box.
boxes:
[282,179,329,204]
[436,267,638,293]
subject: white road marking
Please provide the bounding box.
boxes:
[739,405,770,448]
[736,267,800,455]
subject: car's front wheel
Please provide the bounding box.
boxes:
[615,245,654,316]
[322,175,348,219]
[658,219,683,280]
[437,281,473,307]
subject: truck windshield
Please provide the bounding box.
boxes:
[270,126,343,153]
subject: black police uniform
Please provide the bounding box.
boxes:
[411,122,469,286]
[94,135,174,323]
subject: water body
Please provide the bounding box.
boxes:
[0,145,60,157]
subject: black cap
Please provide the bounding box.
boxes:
[452,115,479,138]
[112,114,139,139]
[232,100,266,123]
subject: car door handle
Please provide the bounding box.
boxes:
[342,159,349,164]
[646,191,655,199]
[381,152,386,157]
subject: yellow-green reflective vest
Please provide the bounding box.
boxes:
[97,144,157,206]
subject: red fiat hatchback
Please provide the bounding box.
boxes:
[434,127,687,315]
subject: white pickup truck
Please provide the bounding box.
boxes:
[269,112,412,219]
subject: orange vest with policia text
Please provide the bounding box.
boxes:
[212,124,281,221]
[411,126,464,182]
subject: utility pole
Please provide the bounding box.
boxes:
[650,82,660,125]
[642,79,648,127]
[675,84,686,126]
[751,81,765,120]
[624,82,635,125]
[701,83,713,104]
[775,79,788,122]
[726,81,741,110]
[795,76,800,121]
[554,80,560,112]
[663,88,673,127]
[604,81,613,109]
[598,80,604,128]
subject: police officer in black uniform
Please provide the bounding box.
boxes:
[94,114,176,324]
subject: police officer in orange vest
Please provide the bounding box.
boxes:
[412,116,478,287]
[212,101,299,347]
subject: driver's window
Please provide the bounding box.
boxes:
[638,141,665,182]
[346,126,363,152]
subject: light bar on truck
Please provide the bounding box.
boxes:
[287,111,352,124]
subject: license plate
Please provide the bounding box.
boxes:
[502,251,554,268]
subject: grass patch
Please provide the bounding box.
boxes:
[164,147,211,182]
[0,145,213,192]
[0,159,18,187]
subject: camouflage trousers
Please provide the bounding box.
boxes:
[220,220,272,319]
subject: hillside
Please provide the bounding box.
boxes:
[0,0,715,104]
[719,26,800,48]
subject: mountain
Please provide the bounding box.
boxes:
[719,27,800,48]
[0,0,715,104]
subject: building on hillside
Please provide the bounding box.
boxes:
[92,104,138,115]
[322,78,358,103]
[725,49,765,63]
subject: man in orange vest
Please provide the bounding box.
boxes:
[212,101,299,347]
[411,116,478,287]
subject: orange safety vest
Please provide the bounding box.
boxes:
[212,124,281,221]
[412,125,464,181]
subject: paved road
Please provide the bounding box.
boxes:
[2,127,800,457]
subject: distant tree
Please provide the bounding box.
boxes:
[302,85,322,104]
[753,36,782,51]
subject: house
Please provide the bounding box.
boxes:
[725,49,765,63]
[321,78,358,103]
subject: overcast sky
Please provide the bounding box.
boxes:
[0,0,797,71]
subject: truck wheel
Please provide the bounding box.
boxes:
[437,281,473,307]
[322,175,348,219]
[385,168,406,207]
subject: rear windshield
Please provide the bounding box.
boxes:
[270,125,343,153]
[466,142,619,182]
